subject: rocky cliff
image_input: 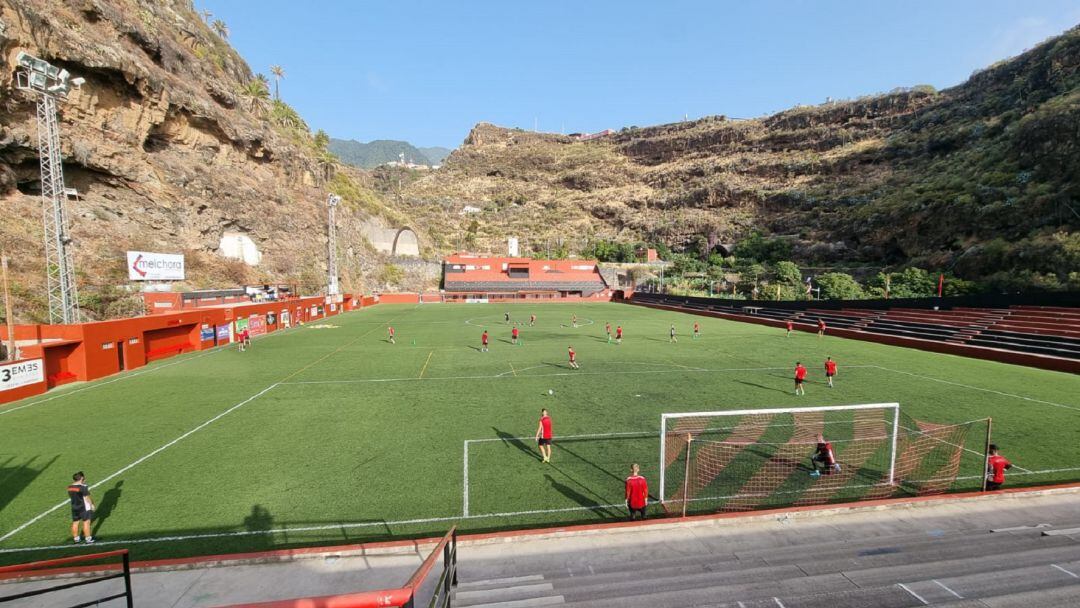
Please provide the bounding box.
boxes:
[402,27,1080,289]
[0,0,414,323]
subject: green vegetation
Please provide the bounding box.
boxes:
[328,138,439,169]
[1,303,1075,564]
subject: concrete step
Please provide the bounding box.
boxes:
[930,580,1080,607]
[454,582,558,607]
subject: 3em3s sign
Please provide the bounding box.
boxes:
[127,251,185,281]
[0,359,44,392]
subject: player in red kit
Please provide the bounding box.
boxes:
[535,408,554,463]
[985,444,1012,491]
[817,318,827,338]
[824,356,837,388]
[693,322,700,340]
[810,434,840,477]
[615,325,623,345]
[794,361,807,395]
[481,330,489,353]
[387,326,395,344]
[625,463,648,520]
[568,345,579,369]
[511,325,519,345]
[786,319,793,337]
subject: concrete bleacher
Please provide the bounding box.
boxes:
[635,294,1080,363]
[452,488,1080,608]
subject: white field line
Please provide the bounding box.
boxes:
[871,365,1080,413]
[0,384,281,544]
[280,365,879,386]
[4,462,1080,556]
[0,321,305,417]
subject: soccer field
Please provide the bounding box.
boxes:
[1,302,1078,564]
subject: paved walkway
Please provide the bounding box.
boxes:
[3,487,1080,607]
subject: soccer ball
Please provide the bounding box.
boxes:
[548,389,554,395]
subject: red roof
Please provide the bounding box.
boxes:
[443,254,604,286]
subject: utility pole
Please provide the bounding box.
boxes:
[15,52,85,325]
[326,194,341,296]
[2,254,15,361]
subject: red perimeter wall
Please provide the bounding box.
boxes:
[0,294,363,406]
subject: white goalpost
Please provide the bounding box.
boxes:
[659,403,901,514]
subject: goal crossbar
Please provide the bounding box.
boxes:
[659,403,901,506]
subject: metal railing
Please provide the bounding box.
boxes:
[222,526,458,608]
[0,549,133,607]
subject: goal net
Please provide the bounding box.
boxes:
[660,404,984,515]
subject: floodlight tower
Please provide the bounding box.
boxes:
[326,194,341,296]
[14,51,85,324]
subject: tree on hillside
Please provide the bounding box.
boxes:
[314,129,330,151]
[238,78,270,114]
[211,19,229,39]
[774,261,802,287]
[270,65,285,100]
[816,272,864,300]
[200,9,212,23]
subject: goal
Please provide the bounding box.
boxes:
[659,403,983,515]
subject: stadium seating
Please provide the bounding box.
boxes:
[452,515,1080,607]
[632,294,1080,362]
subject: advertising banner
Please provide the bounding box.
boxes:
[200,325,214,342]
[266,312,277,326]
[127,251,185,281]
[216,325,231,343]
[236,318,249,332]
[0,359,45,392]
[248,315,267,336]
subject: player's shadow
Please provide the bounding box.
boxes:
[243,504,275,550]
[544,474,616,517]
[559,444,624,484]
[492,427,541,461]
[734,379,789,395]
[92,480,124,536]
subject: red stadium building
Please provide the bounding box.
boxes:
[442,254,614,302]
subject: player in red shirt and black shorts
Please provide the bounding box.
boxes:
[794,361,807,395]
[625,463,649,520]
[615,325,623,345]
[824,356,837,388]
[511,325,519,345]
[985,444,1012,491]
[810,434,840,477]
[817,318,827,338]
[786,319,793,337]
[568,345,579,369]
[387,326,395,345]
[535,408,554,463]
[481,330,489,353]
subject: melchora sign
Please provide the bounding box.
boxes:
[127,251,185,281]
[0,359,44,392]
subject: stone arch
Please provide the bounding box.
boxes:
[391,227,419,256]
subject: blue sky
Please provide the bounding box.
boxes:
[203,1,1080,149]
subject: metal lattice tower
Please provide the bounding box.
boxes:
[37,93,80,324]
[16,52,84,324]
[327,194,341,296]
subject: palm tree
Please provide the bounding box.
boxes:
[238,78,270,115]
[270,65,285,100]
[200,9,212,23]
[211,19,229,39]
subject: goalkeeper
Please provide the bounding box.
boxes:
[810,433,841,477]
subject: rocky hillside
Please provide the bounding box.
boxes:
[0,0,417,323]
[402,26,1080,290]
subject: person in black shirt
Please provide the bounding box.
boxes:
[67,471,95,544]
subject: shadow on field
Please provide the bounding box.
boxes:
[544,473,616,517]
[492,427,540,461]
[92,480,124,536]
[0,454,59,513]
[734,379,789,395]
[558,443,624,485]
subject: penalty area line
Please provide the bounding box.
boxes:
[8,462,1080,556]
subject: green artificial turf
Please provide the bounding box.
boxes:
[0,302,1077,564]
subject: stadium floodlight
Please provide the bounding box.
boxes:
[326,193,341,296]
[14,51,83,324]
